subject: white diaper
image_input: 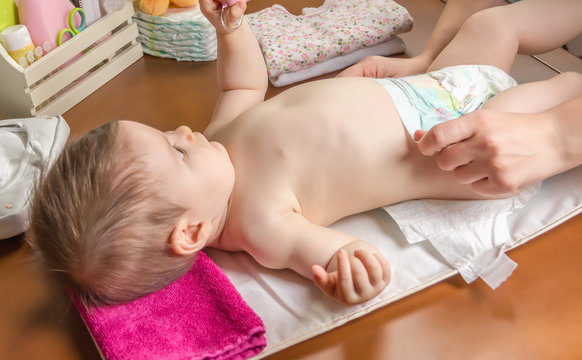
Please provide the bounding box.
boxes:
[133,6,217,61]
[374,65,518,136]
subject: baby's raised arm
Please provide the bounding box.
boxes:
[199,0,268,137]
[255,212,391,305]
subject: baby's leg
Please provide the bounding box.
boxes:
[428,0,582,73]
[483,72,582,113]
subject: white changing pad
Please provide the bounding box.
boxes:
[206,165,582,358]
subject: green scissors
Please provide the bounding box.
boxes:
[56,7,87,46]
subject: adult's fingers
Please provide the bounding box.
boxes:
[471,177,517,197]
[337,56,387,78]
[337,63,366,77]
[417,113,482,156]
[451,161,489,185]
[433,138,480,171]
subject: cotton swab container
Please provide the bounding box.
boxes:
[0,24,35,67]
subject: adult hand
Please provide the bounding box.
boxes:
[415,109,562,196]
[337,54,431,78]
[312,248,390,305]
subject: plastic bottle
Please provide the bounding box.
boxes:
[0,24,35,67]
[17,0,76,54]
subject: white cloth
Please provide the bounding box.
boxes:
[271,38,405,87]
[246,0,413,86]
[0,116,69,239]
[383,185,540,288]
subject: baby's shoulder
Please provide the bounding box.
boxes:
[225,190,301,250]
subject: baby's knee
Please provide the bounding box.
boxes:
[555,71,582,91]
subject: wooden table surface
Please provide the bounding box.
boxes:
[1,0,581,359]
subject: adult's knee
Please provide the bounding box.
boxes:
[461,6,512,43]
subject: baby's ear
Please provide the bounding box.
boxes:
[169,218,212,255]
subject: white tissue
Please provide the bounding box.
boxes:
[99,0,127,14]
[383,185,540,289]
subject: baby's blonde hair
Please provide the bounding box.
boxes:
[27,121,193,306]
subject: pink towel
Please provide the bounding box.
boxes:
[73,251,266,360]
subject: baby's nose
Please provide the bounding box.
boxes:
[175,125,194,141]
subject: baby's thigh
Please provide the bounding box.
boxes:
[483,72,582,113]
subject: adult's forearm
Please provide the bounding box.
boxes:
[549,93,582,171]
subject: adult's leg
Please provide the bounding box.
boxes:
[428,0,582,73]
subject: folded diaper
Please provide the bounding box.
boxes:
[0,116,69,239]
[74,251,267,360]
[246,0,413,86]
[133,5,217,62]
[383,185,540,289]
[138,34,217,61]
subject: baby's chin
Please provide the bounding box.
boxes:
[211,140,228,154]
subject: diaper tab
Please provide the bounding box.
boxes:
[427,228,517,289]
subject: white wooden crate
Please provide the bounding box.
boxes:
[0,2,143,118]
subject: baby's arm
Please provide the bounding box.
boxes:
[199,0,268,138]
[256,212,391,305]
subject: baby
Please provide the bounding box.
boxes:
[28,0,582,306]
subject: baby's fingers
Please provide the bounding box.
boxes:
[374,253,391,283]
[221,1,246,32]
[355,250,391,286]
[336,249,357,301]
[312,264,335,295]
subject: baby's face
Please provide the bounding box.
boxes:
[117,121,235,222]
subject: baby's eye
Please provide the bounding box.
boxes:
[175,147,185,160]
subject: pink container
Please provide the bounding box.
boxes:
[18,0,79,53]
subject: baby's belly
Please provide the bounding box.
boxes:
[226,76,431,225]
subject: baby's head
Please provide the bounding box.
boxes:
[27,120,235,306]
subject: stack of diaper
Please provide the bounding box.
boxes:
[246,0,414,86]
[133,5,217,61]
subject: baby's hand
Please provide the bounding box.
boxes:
[312,248,391,305]
[199,0,247,34]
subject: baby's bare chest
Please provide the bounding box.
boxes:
[228,77,403,167]
[215,77,415,227]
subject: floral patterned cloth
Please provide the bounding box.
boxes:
[246,0,413,86]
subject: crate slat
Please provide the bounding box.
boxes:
[25,2,136,85]
[35,42,143,116]
[29,23,139,107]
